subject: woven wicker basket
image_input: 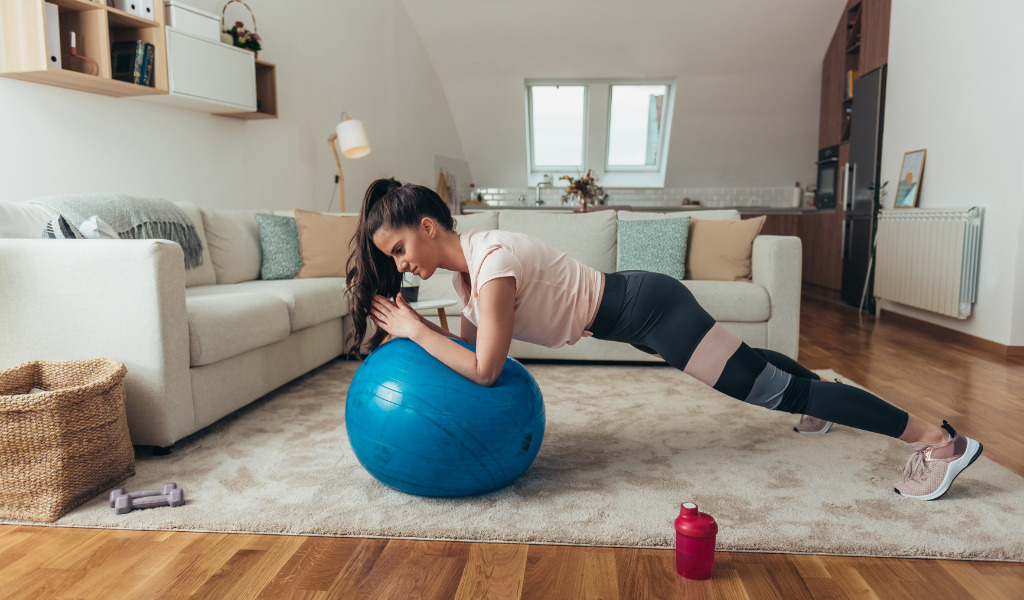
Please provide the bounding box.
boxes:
[0,358,136,522]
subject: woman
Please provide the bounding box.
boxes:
[345,178,982,501]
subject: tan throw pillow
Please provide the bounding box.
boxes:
[685,216,766,281]
[294,208,360,278]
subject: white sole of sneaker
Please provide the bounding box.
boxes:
[898,438,983,501]
[794,421,832,434]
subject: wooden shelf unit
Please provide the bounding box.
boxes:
[219,59,277,120]
[818,0,890,150]
[0,0,168,96]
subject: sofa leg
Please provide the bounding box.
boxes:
[151,445,172,456]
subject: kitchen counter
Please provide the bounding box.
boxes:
[460,204,830,215]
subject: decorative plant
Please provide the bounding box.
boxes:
[559,169,605,205]
[225,21,261,52]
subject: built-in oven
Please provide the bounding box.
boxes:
[815,145,840,209]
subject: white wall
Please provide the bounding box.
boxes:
[0,0,464,214]
[444,68,821,191]
[404,0,836,192]
[879,0,1024,347]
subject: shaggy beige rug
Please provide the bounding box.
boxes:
[7,360,1024,561]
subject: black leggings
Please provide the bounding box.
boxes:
[589,271,908,439]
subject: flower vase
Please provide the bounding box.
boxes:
[577,194,590,212]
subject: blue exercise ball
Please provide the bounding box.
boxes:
[345,337,545,497]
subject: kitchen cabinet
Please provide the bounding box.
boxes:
[807,0,889,300]
[818,0,890,150]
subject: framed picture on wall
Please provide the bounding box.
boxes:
[894,149,926,208]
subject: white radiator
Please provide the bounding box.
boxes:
[874,207,983,319]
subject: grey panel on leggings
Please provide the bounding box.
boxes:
[744,364,792,409]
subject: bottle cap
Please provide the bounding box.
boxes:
[674,502,718,538]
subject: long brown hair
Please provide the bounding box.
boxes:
[345,178,455,355]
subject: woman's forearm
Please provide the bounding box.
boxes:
[409,325,502,386]
[420,314,465,342]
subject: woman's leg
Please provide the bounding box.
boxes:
[753,348,821,381]
[607,272,910,436]
[591,271,981,499]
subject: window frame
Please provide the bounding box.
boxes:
[525,82,589,174]
[525,78,676,189]
[603,81,674,174]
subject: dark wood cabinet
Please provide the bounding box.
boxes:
[807,0,889,297]
[746,208,843,296]
[818,24,845,149]
[859,0,892,75]
[757,214,801,238]
[818,0,890,151]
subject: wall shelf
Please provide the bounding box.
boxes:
[218,59,277,119]
[0,0,168,97]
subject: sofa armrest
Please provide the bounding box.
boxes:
[751,235,802,359]
[0,239,193,447]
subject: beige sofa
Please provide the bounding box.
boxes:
[0,200,800,450]
[0,201,347,449]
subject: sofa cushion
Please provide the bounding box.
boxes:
[687,216,766,281]
[201,208,262,284]
[496,210,618,272]
[683,280,770,322]
[187,278,348,332]
[455,211,498,232]
[617,217,689,278]
[294,209,359,279]
[617,209,741,223]
[185,292,291,366]
[254,214,303,280]
[0,201,56,238]
[174,202,217,287]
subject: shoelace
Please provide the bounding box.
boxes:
[901,448,928,481]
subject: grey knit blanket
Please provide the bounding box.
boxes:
[33,194,204,269]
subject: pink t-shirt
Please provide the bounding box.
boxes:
[453,230,604,348]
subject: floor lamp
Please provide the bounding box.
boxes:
[328,114,371,211]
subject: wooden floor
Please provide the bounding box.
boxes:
[2,295,1022,599]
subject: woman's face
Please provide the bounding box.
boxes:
[372,221,440,280]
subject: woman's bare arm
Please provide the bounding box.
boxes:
[371,277,514,386]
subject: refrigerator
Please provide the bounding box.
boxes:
[841,64,886,309]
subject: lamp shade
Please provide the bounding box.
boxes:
[336,118,371,159]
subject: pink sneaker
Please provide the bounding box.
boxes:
[895,421,983,501]
[793,414,832,434]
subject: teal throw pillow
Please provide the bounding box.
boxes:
[617,217,690,279]
[255,214,302,280]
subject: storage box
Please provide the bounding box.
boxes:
[164,0,221,41]
[0,358,136,522]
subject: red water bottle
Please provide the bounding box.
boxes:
[674,502,718,580]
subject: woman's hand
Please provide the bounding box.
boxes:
[370,293,425,339]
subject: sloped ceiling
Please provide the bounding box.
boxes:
[400,0,848,187]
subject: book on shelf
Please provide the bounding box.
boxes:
[140,43,154,86]
[111,40,155,86]
[845,70,859,101]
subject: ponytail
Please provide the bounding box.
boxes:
[345,177,455,355]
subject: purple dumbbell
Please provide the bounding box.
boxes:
[108,481,178,503]
[109,483,185,514]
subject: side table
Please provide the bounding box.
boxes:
[407,299,459,332]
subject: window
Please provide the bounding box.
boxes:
[526,80,674,188]
[606,84,668,170]
[527,85,587,170]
